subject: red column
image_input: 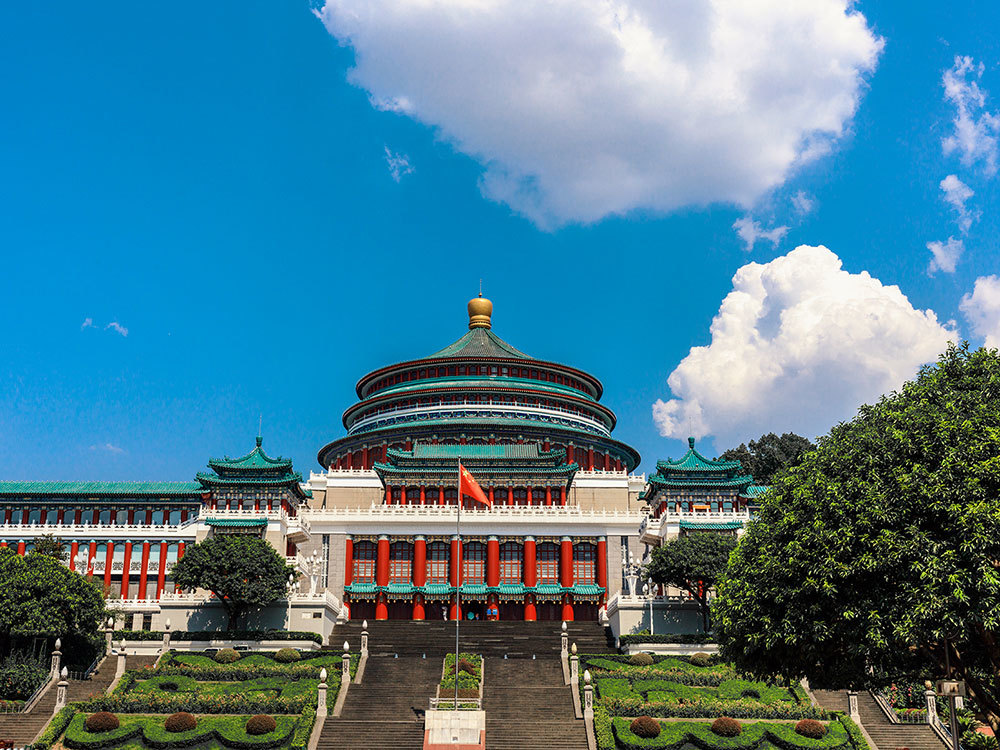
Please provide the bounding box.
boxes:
[567,445,574,464]
[57,508,65,525]
[508,486,514,506]
[362,446,369,469]
[488,487,495,505]
[88,540,97,576]
[560,486,567,506]
[127,508,135,525]
[156,542,168,599]
[527,488,533,506]
[413,536,426,620]
[545,487,552,506]
[177,541,185,560]
[597,537,608,606]
[137,541,151,600]
[92,508,99,524]
[588,447,594,470]
[561,537,575,621]
[375,535,389,620]
[17,539,26,555]
[419,486,426,505]
[145,507,153,524]
[104,541,115,588]
[438,486,445,506]
[22,508,29,524]
[0,542,6,548]
[2,507,9,524]
[69,540,79,571]
[523,536,537,621]
[120,541,133,599]
[615,458,622,472]
[449,536,462,620]
[486,536,500,587]
[344,537,354,587]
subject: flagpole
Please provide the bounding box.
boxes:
[455,459,461,711]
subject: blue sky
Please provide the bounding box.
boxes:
[1,1,998,480]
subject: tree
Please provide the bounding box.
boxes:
[645,532,738,632]
[30,534,67,562]
[719,432,815,485]
[712,344,1000,729]
[0,547,106,652]
[171,535,294,630]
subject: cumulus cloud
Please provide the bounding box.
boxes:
[939,174,978,233]
[652,245,955,445]
[733,217,789,252]
[942,56,1000,175]
[960,275,1000,349]
[926,237,964,275]
[384,146,415,182]
[315,1,882,227]
[791,191,816,216]
[105,321,128,337]
[80,318,94,330]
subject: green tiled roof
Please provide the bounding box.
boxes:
[572,584,604,596]
[352,415,608,438]
[374,376,597,402]
[648,475,753,489]
[427,327,532,360]
[460,584,488,595]
[205,517,268,527]
[197,472,305,486]
[534,583,562,596]
[344,583,377,594]
[496,583,525,595]
[0,481,203,497]
[423,583,454,595]
[655,437,743,473]
[744,485,769,498]
[411,444,540,460]
[199,437,310,499]
[679,519,744,531]
[208,437,293,472]
[385,582,415,594]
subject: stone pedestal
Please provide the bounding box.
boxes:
[423,710,485,750]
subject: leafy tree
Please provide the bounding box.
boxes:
[645,532,738,632]
[30,534,67,562]
[171,535,294,630]
[712,344,1000,730]
[719,432,815,485]
[0,547,106,652]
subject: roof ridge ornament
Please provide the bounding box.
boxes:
[467,294,493,330]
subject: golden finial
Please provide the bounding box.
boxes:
[467,293,493,330]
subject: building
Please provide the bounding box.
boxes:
[0,296,758,635]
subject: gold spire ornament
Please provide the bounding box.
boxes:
[467,294,493,330]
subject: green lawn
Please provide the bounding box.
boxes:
[170,652,341,669]
[63,713,300,750]
[586,657,728,674]
[129,675,317,700]
[596,678,796,705]
[608,719,850,750]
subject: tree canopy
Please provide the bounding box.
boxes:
[0,547,106,645]
[645,532,737,632]
[30,534,67,562]
[712,345,1000,729]
[719,432,814,485]
[171,535,294,630]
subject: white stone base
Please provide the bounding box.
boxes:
[423,710,485,749]
[607,594,705,639]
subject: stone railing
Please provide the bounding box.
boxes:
[301,505,643,520]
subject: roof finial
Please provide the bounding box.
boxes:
[467,293,493,330]
[688,436,696,449]
[257,415,263,447]
[479,278,482,297]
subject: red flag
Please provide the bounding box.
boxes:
[459,463,491,507]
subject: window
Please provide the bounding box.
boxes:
[46,508,59,524]
[573,544,597,584]
[28,508,41,524]
[152,509,164,524]
[389,542,412,583]
[427,542,450,584]
[353,541,377,583]
[537,543,559,584]
[116,508,128,525]
[463,542,485,583]
[168,509,181,525]
[500,542,521,583]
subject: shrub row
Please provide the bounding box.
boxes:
[837,714,872,750]
[63,713,296,750]
[32,706,78,750]
[608,718,849,750]
[289,706,315,750]
[619,634,718,645]
[600,694,827,720]
[151,662,321,681]
[586,666,730,687]
[81,692,308,715]
[113,630,323,644]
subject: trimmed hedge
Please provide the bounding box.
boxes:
[290,706,315,750]
[712,718,742,737]
[631,717,661,738]
[164,712,197,733]
[796,720,827,739]
[63,712,298,750]
[113,630,323,645]
[619,634,718,645]
[151,662,322,681]
[247,716,277,736]
[608,718,850,750]
[81,692,309,715]
[33,706,78,750]
[84,713,120,733]
[600,694,826,720]
[630,654,655,667]
[214,649,241,664]
[273,650,300,664]
[595,705,615,750]
[837,714,872,750]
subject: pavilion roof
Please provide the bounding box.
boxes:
[0,480,203,498]
[426,327,533,360]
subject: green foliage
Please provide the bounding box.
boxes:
[214,649,241,664]
[645,533,738,632]
[63,711,298,750]
[619,634,718,645]
[32,705,78,750]
[440,653,482,693]
[128,674,317,700]
[690,653,712,667]
[713,344,1000,730]
[594,704,615,750]
[719,432,815,485]
[630,654,654,666]
[289,706,315,750]
[85,713,121,733]
[0,547,106,643]
[599,693,825,720]
[0,651,49,700]
[608,718,849,750]
[246,716,277,736]
[834,716,870,750]
[711,717,742,737]
[273,649,300,664]
[30,535,68,563]
[170,537,293,631]
[164,713,197,733]
[113,631,323,644]
[630,716,661,738]
[81,691,309,715]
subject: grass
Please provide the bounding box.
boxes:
[597,678,796,705]
[170,653,341,669]
[587,657,726,674]
[129,675,316,700]
[608,719,850,750]
[63,713,299,750]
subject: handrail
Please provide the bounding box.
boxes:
[19,674,53,714]
[871,690,901,723]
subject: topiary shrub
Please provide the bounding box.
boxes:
[158,681,180,692]
[450,658,477,675]
[796,719,827,738]
[711,717,742,737]
[689,652,711,667]
[630,716,661,738]
[741,688,761,700]
[213,648,240,664]
[246,715,277,736]
[164,712,197,733]
[629,653,654,666]
[84,712,120,733]
[274,648,301,663]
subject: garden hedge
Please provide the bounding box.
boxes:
[81,692,308,715]
[32,706,78,750]
[608,719,850,750]
[619,634,718,645]
[113,631,323,645]
[63,712,298,750]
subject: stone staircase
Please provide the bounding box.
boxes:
[319,620,614,749]
[813,689,950,750]
[0,656,118,748]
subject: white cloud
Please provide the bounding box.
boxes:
[90,443,124,455]
[384,146,415,182]
[791,191,816,216]
[960,275,1000,349]
[652,245,955,446]
[942,56,1000,175]
[926,237,964,275]
[315,1,882,227]
[105,321,128,337]
[939,174,978,233]
[733,216,789,252]
[80,318,94,330]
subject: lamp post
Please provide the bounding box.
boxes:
[625,552,639,599]
[642,578,655,635]
[286,575,299,629]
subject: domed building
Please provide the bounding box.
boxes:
[303,296,648,621]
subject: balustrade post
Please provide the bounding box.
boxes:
[317,668,328,714]
[162,618,171,653]
[847,691,860,722]
[561,621,568,656]
[50,638,62,678]
[570,643,579,683]
[55,668,68,710]
[583,670,594,720]
[361,621,369,655]
[105,617,114,655]
[925,687,938,726]
[341,642,351,683]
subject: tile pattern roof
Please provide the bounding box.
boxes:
[0,481,203,497]
[426,327,533,360]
